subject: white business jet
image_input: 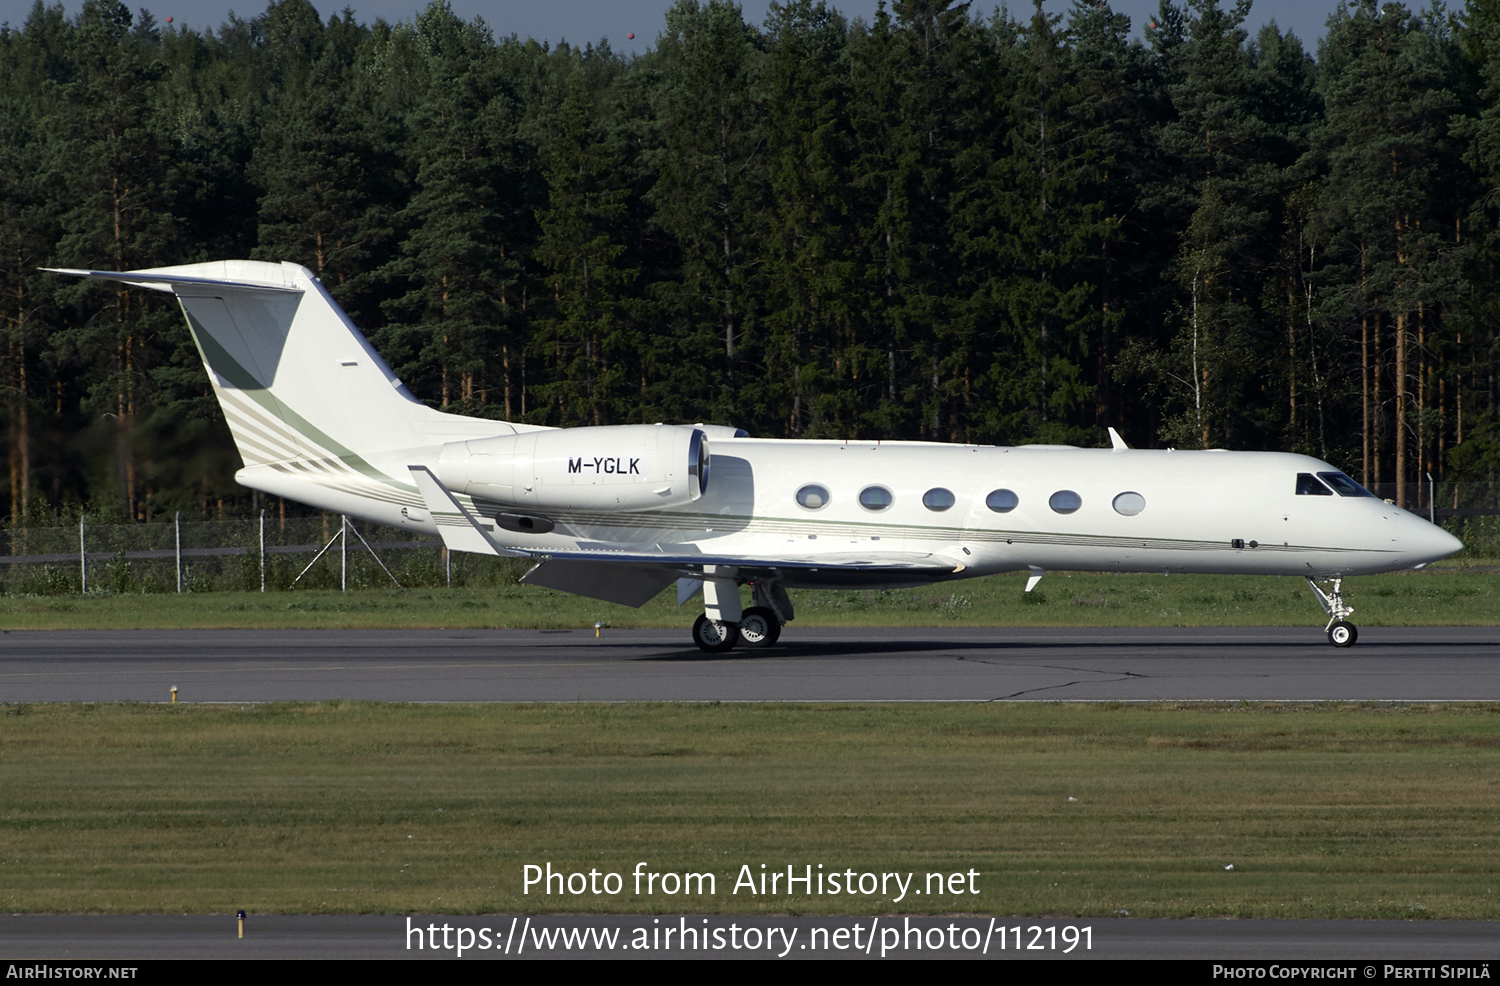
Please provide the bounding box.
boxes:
[51,261,1463,650]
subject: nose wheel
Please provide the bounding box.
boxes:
[1307,577,1358,647]
[1327,619,1357,647]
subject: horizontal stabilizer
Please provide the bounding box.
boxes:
[43,264,303,294]
[409,465,526,558]
[521,560,679,608]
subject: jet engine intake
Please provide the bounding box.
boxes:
[437,424,709,511]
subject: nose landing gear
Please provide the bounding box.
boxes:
[1307,577,1357,647]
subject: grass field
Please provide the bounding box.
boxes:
[2,565,1497,630]
[2,701,1498,918]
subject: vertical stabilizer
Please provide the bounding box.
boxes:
[49,261,442,473]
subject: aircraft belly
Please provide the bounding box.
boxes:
[775,568,970,590]
[236,464,425,533]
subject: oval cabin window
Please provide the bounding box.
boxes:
[923,488,956,511]
[796,484,830,510]
[986,489,1019,513]
[1112,492,1146,516]
[859,486,893,511]
[1049,490,1082,514]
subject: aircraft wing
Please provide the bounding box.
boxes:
[529,544,955,572]
[516,551,958,608]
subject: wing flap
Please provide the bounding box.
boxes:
[520,560,679,608]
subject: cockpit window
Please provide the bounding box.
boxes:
[1317,471,1376,497]
[1296,473,1333,496]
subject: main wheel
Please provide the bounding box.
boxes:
[692,614,740,653]
[737,606,782,648]
[1327,620,1357,648]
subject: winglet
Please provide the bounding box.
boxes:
[409,465,527,557]
[1108,427,1129,452]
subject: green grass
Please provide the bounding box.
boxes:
[2,565,1496,630]
[3,701,1499,918]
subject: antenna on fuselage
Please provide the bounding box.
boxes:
[1108,427,1129,452]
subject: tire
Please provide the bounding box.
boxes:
[1327,620,1357,648]
[737,606,782,648]
[692,614,740,653]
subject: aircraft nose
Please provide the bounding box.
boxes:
[1412,522,1464,566]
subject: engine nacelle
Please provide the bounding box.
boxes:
[436,424,710,511]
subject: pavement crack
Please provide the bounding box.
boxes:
[976,664,1153,701]
[963,656,1153,679]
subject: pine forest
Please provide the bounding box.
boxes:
[4,0,1500,525]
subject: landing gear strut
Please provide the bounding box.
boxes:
[1306,577,1357,647]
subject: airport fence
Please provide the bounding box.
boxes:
[1369,481,1500,558]
[0,513,532,596]
[2,481,1496,597]
[1370,479,1500,518]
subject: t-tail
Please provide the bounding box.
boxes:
[47,261,541,523]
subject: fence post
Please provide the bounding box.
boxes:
[79,514,86,594]
[260,509,266,593]
[175,512,182,593]
[341,514,347,592]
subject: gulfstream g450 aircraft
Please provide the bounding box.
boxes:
[51,261,1463,650]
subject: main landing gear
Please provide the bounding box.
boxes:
[690,577,790,654]
[691,606,782,653]
[1306,576,1357,647]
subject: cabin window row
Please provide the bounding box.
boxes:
[794,484,1148,516]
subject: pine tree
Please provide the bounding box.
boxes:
[376,1,529,415]
[532,73,636,426]
[1311,0,1459,497]
[958,1,1099,446]
[251,2,400,330]
[50,0,183,520]
[759,0,857,438]
[645,0,768,428]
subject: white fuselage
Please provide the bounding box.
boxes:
[52,260,1460,596]
[238,437,1462,587]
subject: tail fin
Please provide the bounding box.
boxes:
[49,261,430,469]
